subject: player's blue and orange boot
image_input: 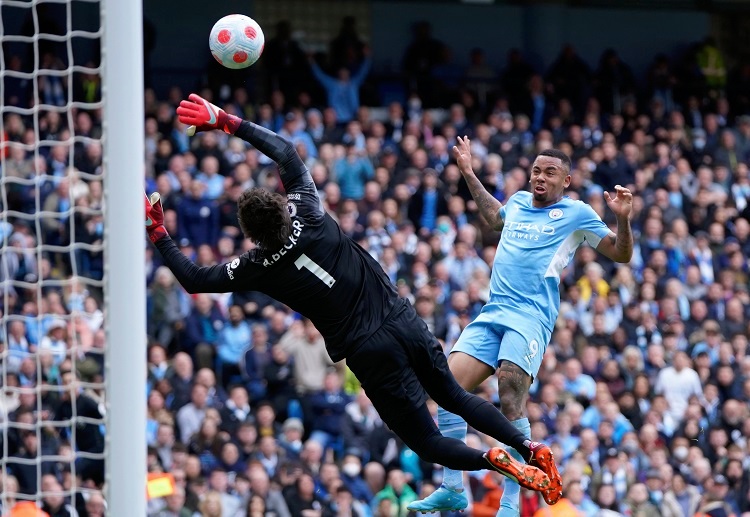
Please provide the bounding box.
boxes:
[407,484,469,513]
[483,446,554,501]
[408,446,557,514]
[527,441,563,505]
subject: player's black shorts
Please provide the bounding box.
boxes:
[346,299,453,428]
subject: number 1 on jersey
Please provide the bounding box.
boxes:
[294,253,336,288]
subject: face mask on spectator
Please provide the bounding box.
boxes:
[342,462,361,477]
[673,446,688,461]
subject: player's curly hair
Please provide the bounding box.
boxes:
[237,187,291,251]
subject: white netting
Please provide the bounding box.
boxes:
[1,0,107,513]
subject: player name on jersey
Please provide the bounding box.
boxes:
[262,219,305,267]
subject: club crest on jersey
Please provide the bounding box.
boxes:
[549,208,563,220]
[287,202,297,217]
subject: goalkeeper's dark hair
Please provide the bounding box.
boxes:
[237,187,291,251]
[538,148,572,173]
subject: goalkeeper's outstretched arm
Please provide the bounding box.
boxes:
[146,193,246,294]
[155,239,240,294]
[234,120,311,193]
[176,93,313,194]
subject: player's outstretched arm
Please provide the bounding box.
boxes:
[453,136,504,230]
[176,93,310,192]
[145,192,239,294]
[597,185,634,263]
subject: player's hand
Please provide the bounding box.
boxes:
[176,93,241,136]
[145,192,169,243]
[453,136,474,176]
[604,185,633,220]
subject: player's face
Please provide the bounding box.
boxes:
[530,156,570,207]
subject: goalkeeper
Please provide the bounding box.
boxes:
[146,93,562,505]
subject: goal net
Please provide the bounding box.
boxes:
[1,0,145,515]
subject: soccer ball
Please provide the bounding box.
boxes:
[209,14,265,70]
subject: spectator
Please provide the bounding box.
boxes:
[177,383,209,444]
[279,319,334,395]
[334,142,375,201]
[621,483,660,517]
[176,181,220,247]
[309,371,352,456]
[402,22,445,107]
[197,491,223,517]
[183,294,224,370]
[219,385,251,436]
[217,305,250,383]
[407,168,450,236]
[195,156,224,201]
[662,471,701,517]
[654,350,703,422]
[168,352,195,411]
[286,472,328,516]
[247,465,290,517]
[278,417,304,459]
[342,390,380,456]
[150,486,193,516]
[590,448,633,502]
[149,266,188,349]
[371,469,417,516]
[310,49,371,124]
[563,358,597,401]
[263,343,297,420]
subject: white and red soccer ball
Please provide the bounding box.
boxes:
[209,14,265,69]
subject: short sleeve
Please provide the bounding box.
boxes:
[577,203,611,247]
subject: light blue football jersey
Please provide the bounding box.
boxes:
[485,191,611,332]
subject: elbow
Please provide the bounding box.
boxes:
[615,251,633,264]
[278,138,296,160]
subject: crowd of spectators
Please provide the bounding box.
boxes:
[1,14,750,517]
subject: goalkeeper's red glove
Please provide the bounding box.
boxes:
[145,192,169,243]
[175,93,241,136]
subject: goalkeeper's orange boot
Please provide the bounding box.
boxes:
[484,447,551,496]
[528,442,563,505]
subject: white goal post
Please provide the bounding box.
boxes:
[102,0,146,516]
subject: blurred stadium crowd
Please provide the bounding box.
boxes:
[1,15,750,517]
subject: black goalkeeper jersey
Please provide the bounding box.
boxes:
[155,121,400,362]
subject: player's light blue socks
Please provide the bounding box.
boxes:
[438,407,467,491]
[498,418,530,517]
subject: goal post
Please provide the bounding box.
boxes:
[102,0,146,516]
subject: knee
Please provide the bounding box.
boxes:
[497,379,527,421]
